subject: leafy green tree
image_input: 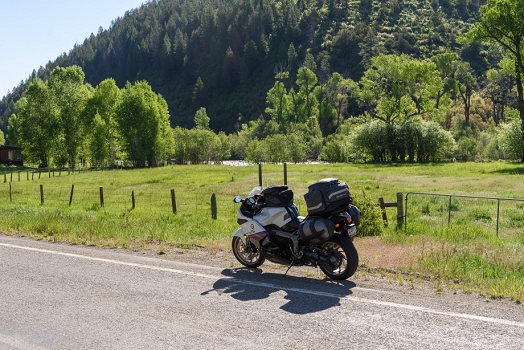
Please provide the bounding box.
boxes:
[466,0,524,160]
[351,119,388,161]
[266,71,298,132]
[172,126,229,164]
[6,114,20,146]
[230,123,252,160]
[431,52,457,112]
[187,128,222,163]
[47,66,91,168]
[359,54,447,124]
[351,117,455,162]
[266,80,289,127]
[264,134,290,163]
[245,139,267,164]
[303,52,317,72]
[455,61,478,125]
[116,81,174,167]
[315,83,337,136]
[295,67,319,124]
[417,121,456,162]
[84,78,121,165]
[288,116,323,159]
[320,137,349,163]
[498,112,523,159]
[217,131,231,161]
[11,79,59,167]
[0,129,4,145]
[325,72,358,130]
[456,136,480,161]
[194,107,210,130]
[173,126,190,164]
[286,133,307,163]
[192,77,205,106]
[287,43,298,68]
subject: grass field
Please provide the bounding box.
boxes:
[1,162,523,302]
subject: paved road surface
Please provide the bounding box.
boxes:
[1,235,523,349]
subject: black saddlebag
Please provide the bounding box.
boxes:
[298,217,334,244]
[261,186,294,207]
[304,178,352,216]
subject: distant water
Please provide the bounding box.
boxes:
[221,161,323,166]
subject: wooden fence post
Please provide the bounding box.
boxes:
[258,164,262,186]
[69,184,75,206]
[131,191,135,209]
[3,171,6,183]
[396,192,404,229]
[40,184,44,205]
[377,193,404,229]
[171,189,177,214]
[211,193,217,220]
[18,171,20,182]
[99,187,104,207]
[10,172,12,182]
[378,197,388,226]
[26,171,29,181]
[283,163,287,186]
[9,182,12,203]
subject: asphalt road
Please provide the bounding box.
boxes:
[1,235,523,350]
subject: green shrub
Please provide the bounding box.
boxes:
[353,191,384,237]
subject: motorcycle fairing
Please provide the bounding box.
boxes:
[240,220,268,241]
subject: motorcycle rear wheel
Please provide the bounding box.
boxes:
[319,235,359,280]
[232,236,265,268]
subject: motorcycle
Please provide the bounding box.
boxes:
[231,178,360,280]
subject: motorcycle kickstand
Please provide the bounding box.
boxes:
[284,259,295,277]
[284,251,302,277]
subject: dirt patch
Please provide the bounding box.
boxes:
[354,237,422,270]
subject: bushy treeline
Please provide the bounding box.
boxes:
[8,56,524,168]
[1,0,487,135]
[9,66,173,168]
[6,1,524,165]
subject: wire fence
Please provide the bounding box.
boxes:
[405,192,524,236]
[1,176,313,221]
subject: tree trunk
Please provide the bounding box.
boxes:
[515,64,524,161]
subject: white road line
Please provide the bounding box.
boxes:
[2,242,524,329]
[0,334,49,350]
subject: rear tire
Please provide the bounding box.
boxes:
[319,235,359,280]
[232,236,265,268]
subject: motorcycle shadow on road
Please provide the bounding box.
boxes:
[201,268,356,315]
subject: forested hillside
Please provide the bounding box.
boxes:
[0,0,487,135]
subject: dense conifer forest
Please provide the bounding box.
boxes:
[0,0,487,135]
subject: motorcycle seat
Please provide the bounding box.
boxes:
[287,216,305,230]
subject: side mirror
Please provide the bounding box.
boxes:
[233,196,242,203]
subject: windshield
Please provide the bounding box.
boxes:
[248,186,265,197]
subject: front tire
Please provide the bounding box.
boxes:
[319,235,359,280]
[232,236,265,268]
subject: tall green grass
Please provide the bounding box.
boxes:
[1,162,524,301]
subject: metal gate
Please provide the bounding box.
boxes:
[404,192,524,236]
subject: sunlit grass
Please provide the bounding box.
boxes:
[1,161,524,301]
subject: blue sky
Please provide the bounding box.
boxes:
[0,0,147,99]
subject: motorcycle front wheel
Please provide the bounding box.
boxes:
[319,235,359,280]
[232,236,265,268]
